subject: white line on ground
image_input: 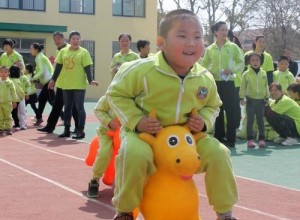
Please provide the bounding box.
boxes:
[8,137,85,161]
[0,158,115,211]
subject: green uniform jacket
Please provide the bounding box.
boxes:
[32,52,54,85]
[273,70,295,93]
[19,75,31,96]
[110,49,140,73]
[10,78,25,102]
[94,95,117,132]
[240,68,269,99]
[201,40,244,81]
[106,51,222,131]
[269,95,300,133]
[0,78,17,103]
[25,74,37,95]
[0,50,24,67]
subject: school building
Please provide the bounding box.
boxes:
[0,0,158,100]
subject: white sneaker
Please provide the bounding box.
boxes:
[274,137,286,143]
[282,137,298,146]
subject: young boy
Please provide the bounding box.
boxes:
[240,53,269,148]
[86,95,120,198]
[0,66,17,135]
[287,83,300,106]
[273,56,295,94]
[136,39,151,58]
[106,9,238,220]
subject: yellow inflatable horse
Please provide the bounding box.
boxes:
[137,110,204,220]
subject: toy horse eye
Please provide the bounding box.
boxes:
[185,134,194,146]
[167,135,179,148]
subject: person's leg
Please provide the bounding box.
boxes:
[17,99,27,129]
[266,110,291,138]
[112,129,156,213]
[196,136,238,219]
[71,105,79,133]
[72,89,86,139]
[44,87,64,131]
[36,84,48,120]
[223,81,236,147]
[246,99,255,140]
[214,82,226,142]
[12,102,20,128]
[256,100,265,141]
[234,87,241,129]
[3,103,13,134]
[59,90,73,137]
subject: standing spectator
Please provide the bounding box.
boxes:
[240,53,269,148]
[202,21,245,148]
[0,39,24,68]
[49,31,99,139]
[24,64,39,120]
[273,56,295,94]
[0,66,17,135]
[283,49,298,77]
[136,39,151,58]
[228,30,244,130]
[30,42,55,126]
[110,33,140,78]
[266,83,300,146]
[245,35,274,85]
[38,32,79,134]
[9,65,25,131]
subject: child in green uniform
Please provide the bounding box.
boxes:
[110,33,140,78]
[86,95,120,198]
[107,9,238,220]
[273,56,295,94]
[287,83,300,106]
[0,66,17,135]
[0,39,24,67]
[240,53,269,148]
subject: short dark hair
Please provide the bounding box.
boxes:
[53,31,65,38]
[137,40,150,52]
[159,9,200,38]
[287,83,300,93]
[69,31,81,40]
[269,82,282,91]
[25,63,34,74]
[9,65,21,78]
[278,56,289,62]
[118,33,132,41]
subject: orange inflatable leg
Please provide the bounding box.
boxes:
[85,136,99,166]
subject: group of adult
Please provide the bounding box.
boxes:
[201,21,300,148]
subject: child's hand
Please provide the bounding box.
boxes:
[187,114,205,133]
[109,120,120,131]
[136,116,162,134]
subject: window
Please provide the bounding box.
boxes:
[0,0,45,11]
[59,0,94,14]
[113,0,145,17]
[81,40,95,78]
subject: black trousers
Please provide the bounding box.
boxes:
[36,82,55,120]
[46,87,78,130]
[265,107,299,138]
[11,102,20,127]
[214,81,236,143]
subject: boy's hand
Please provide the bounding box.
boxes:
[187,114,205,133]
[136,116,162,134]
[108,120,120,131]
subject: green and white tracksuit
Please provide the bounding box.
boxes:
[0,78,17,130]
[106,51,238,214]
[273,70,295,94]
[92,95,117,179]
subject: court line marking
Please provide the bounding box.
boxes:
[6,136,300,193]
[0,158,291,220]
[0,158,115,211]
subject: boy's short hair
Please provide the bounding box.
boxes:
[53,31,65,38]
[0,65,9,71]
[278,55,289,63]
[25,63,34,74]
[269,82,282,91]
[287,83,300,93]
[9,65,21,78]
[137,40,150,52]
[159,9,200,38]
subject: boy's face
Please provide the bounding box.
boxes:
[141,43,150,55]
[278,60,289,72]
[0,68,9,79]
[158,18,204,75]
[250,55,261,68]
